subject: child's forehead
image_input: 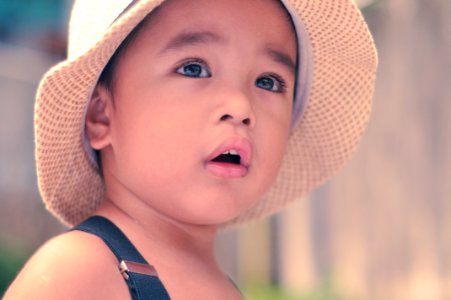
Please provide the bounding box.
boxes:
[146,0,293,30]
[128,0,297,69]
[134,0,296,52]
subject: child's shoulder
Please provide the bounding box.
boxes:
[4,230,130,299]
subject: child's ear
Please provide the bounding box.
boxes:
[85,84,113,150]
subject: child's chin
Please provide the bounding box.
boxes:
[163,195,259,226]
[178,210,243,227]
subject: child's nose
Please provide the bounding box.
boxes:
[219,113,252,126]
[216,91,256,129]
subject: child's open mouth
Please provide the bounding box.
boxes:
[211,150,241,165]
[205,137,251,178]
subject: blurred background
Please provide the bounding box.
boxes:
[0,0,450,299]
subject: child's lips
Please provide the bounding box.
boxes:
[205,136,252,178]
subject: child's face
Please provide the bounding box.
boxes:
[96,0,297,225]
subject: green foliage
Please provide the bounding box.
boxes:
[244,285,294,300]
[244,280,352,300]
[0,242,29,297]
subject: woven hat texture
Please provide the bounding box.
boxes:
[35,0,378,227]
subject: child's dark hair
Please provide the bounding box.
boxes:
[98,21,147,91]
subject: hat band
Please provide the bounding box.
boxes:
[112,0,141,25]
[278,0,313,129]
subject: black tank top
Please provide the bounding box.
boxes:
[72,216,171,300]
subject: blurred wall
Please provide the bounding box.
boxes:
[0,0,70,250]
[265,0,451,299]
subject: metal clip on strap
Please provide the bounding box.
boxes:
[119,260,158,280]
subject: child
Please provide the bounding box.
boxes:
[5,0,377,299]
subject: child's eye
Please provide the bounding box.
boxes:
[175,60,211,78]
[255,74,286,93]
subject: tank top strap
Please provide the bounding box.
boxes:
[72,216,170,300]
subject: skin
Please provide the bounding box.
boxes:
[5,0,297,299]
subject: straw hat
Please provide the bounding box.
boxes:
[35,0,377,227]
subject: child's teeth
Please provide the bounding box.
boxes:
[222,150,239,155]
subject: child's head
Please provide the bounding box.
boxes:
[84,0,298,225]
[34,0,377,226]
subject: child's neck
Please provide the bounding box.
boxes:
[94,198,242,299]
[95,196,219,267]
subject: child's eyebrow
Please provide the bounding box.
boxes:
[159,30,296,75]
[159,30,226,54]
[264,47,296,76]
